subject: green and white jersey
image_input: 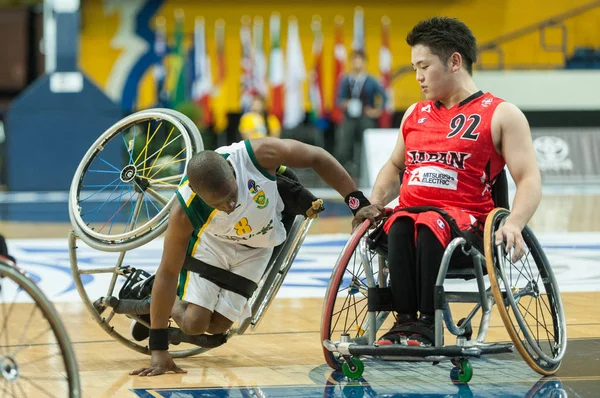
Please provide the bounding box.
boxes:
[176,140,286,256]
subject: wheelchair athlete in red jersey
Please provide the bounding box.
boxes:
[351,17,542,346]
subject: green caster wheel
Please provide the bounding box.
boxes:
[450,359,473,383]
[342,357,365,380]
[342,385,365,398]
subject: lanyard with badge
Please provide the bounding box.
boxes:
[347,73,366,118]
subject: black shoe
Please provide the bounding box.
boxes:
[378,313,437,346]
[377,313,418,344]
[130,314,151,341]
[119,269,154,300]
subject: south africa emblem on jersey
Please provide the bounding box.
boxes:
[247,179,269,209]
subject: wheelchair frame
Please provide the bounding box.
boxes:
[67,108,315,357]
[322,207,567,382]
[0,255,81,397]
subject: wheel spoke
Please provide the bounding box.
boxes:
[134,121,162,165]
[145,188,169,206]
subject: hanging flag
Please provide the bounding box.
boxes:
[154,16,167,107]
[167,9,186,108]
[378,16,393,128]
[352,7,365,51]
[253,16,268,98]
[212,19,228,133]
[268,13,284,123]
[283,17,306,130]
[240,15,254,112]
[308,16,328,130]
[191,17,213,127]
[330,16,346,124]
[164,9,186,108]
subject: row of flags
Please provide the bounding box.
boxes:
[152,8,394,134]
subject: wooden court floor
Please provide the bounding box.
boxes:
[1,193,600,397]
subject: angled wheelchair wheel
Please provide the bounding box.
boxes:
[0,257,80,397]
[485,208,567,375]
[67,232,209,358]
[69,108,203,252]
[320,220,391,370]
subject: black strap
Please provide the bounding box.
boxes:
[183,256,258,299]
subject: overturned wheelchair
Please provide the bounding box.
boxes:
[68,108,319,357]
[321,170,567,382]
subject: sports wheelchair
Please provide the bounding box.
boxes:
[68,108,318,357]
[0,237,80,397]
[321,170,567,382]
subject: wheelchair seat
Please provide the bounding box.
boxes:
[367,169,510,280]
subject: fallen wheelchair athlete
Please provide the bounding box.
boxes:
[94,137,371,377]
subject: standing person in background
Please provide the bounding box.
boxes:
[239,95,281,140]
[335,50,388,175]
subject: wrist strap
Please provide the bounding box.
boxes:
[149,328,169,351]
[344,191,370,216]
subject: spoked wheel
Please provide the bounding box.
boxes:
[68,232,211,358]
[68,109,209,357]
[485,208,567,375]
[69,108,203,252]
[321,221,391,370]
[0,257,80,397]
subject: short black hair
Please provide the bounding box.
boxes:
[406,17,477,75]
[351,49,366,60]
[186,151,234,194]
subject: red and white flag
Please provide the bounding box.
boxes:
[268,13,284,123]
[191,17,212,126]
[308,16,326,128]
[212,19,228,133]
[330,16,346,124]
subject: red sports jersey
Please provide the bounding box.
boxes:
[384,91,506,245]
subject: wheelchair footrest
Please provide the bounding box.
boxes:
[94,296,151,315]
[324,339,514,360]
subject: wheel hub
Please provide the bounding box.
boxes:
[120,165,138,183]
[0,356,19,382]
[348,277,361,295]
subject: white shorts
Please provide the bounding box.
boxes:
[177,236,273,323]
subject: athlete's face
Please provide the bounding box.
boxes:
[411,44,453,101]
[190,164,239,214]
[200,181,238,214]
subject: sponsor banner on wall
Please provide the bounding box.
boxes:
[364,127,600,186]
[531,128,600,183]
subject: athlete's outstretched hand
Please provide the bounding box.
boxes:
[130,350,187,377]
[352,204,386,231]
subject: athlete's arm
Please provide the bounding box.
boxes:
[250,138,358,198]
[150,201,195,330]
[492,101,541,261]
[369,103,416,206]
